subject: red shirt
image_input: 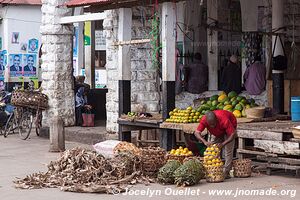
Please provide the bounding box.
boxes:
[196,110,237,137]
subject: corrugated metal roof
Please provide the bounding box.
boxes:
[0,0,41,5]
[65,0,112,7]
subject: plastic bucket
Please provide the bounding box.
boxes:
[291,97,300,122]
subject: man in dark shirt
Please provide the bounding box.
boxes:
[194,110,237,177]
[221,55,242,94]
[10,55,22,72]
[185,53,208,94]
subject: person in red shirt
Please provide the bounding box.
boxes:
[194,110,237,177]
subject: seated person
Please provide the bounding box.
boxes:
[75,87,92,126]
[243,55,266,95]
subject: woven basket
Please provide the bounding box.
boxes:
[141,147,166,176]
[233,159,252,178]
[245,107,265,119]
[11,90,48,110]
[166,153,193,163]
[205,165,224,183]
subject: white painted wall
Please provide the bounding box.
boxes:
[0,5,42,82]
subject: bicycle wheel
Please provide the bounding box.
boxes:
[18,111,33,140]
[35,110,42,136]
[4,113,15,138]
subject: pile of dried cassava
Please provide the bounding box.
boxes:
[14,147,153,194]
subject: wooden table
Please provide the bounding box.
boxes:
[237,120,300,175]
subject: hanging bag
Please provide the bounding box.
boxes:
[272,35,288,70]
[82,110,95,127]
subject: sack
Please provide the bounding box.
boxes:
[82,112,94,127]
[93,140,121,158]
[272,35,288,70]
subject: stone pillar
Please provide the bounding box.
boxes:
[40,0,75,128]
[207,0,218,90]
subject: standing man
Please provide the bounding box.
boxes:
[185,53,208,94]
[194,110,237,178]
[221,55,242,94]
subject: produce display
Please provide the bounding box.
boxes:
[196,91,258,118]
[165,91,259,123]
[157,160,182,184]
[174,158,205,186]
[165,106,203,123]
[203,145,225,183]
[127,112,153,118]
[169,146,193,156]
[203,144,224,167]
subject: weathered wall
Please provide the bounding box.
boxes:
[104,8,160,133]
[40,0,75,126]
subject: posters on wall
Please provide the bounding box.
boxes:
[95,30,106,51]
[8,54,37,77]
[0,37,2,50]
[0,51,7,75]
[28,39,39,53]
[12,32,20,44]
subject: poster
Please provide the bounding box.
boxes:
[28,38,39,53]
[0,77,5,91]
[9,54,22,77]
[73,27,78,57]
[95,30,106,50]
[84,21,91,46]
[20,43,27,52]
[12,32,20,44]
[0,51,7,74]
[0,37,2,50]
[30,77,39,89]
[23,54,37,77]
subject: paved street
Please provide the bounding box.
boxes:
[0,134,299,200]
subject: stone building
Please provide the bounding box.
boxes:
[41,0,300,134]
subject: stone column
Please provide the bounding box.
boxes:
[40,0,75,128]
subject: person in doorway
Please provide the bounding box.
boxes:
[220,55,242,94]
[194,110,237,178]
[185,53,208,94]
[244,55,266,95]
[75,87,92,126]
[10,55,22,72]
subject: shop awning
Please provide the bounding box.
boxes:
[0,0,41,5]
[66,0,182,11]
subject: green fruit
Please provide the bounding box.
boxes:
[220,97,229,103]
[210,95,219,101]
[236,96,244,101]
[228,91,238,99]
[242,109,246,117]
[212,100,218,106]
[230,96,237,102]
[174,159,205,186]
[235,104,243,111]
[232,100,239,107]
[224,101,231,106]
[241,99,247,104]
[200,100,206,105]
[210,105,217,111]
[217,104,224,110]
[206,100,212,106]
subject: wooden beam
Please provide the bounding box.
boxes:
[237,129,284,141]
[112,39,151,46]
[237,149,278,157]
[254,140,300,155]
[59,12,106,24]
[257,156,300,165]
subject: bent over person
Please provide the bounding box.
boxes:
[194,110,237,177]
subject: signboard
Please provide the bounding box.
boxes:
[95,30,106,51]
[84,21,91,46]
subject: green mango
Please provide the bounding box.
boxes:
[209,95,219,101]
[228,91,238,99]
[235,104,243,111]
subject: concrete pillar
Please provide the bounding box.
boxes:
[207,0,218,90]
[161,2,176,150]
[74,7,84,76]
[40,1,75,128]
[84,21,95,88]
[272,0,285,114]
[118,8,132,141]
[49,116,65,152]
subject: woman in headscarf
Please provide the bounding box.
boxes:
[75,87,92,126]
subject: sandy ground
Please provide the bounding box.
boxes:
[0,134,299,200]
